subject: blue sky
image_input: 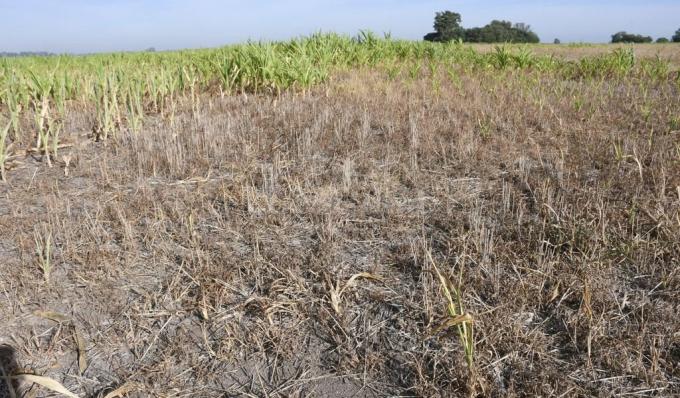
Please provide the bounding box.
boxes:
[1,1,679,53]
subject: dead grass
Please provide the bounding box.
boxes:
[0,50,679,397]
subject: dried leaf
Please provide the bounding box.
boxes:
[199,295,209,321]
[102,381,143,398]
[582,283,592,319]
[12,374,78,398]
[331,272,383,315]
[431,313,474,336]
[328,281,342,315]
[548,281,561,303]
[73,327,88,375]
[340,272,383,296]
[33,310,70,323]
[346,272,382,286]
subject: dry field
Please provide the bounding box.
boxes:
[472,43,680,68]
[1,42,680,397]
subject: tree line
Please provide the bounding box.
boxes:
[612,29,680,43]
[424,11,539,43]
[0,51,55,58]
[424,11,680,44]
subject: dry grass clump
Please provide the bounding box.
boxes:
[0,47,679,397]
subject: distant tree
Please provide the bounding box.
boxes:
[516,27,540,43]
[424,11,540,44]
[514,23,531,33]
[145,47,156,52]
[434,11,465,41]
[611,31,653,43]
[554,38,561,44]
[513,23,540,43]
[0,51,54,58]
[656,37,669,43]
[424,11,465,42]
[483,20,515,42]
[423,32,440,42]
[673,28,680,42]
[464,20,539,43]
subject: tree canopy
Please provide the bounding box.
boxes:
[424,11,465,42]
[424,11,539,43]
[673,29,680,43]
[433,11,465,42]
[611,31,653,43]
[464,20,539,43]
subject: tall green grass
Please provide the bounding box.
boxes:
[0,33,676,147]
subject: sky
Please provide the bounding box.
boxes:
[1,1,679,53]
